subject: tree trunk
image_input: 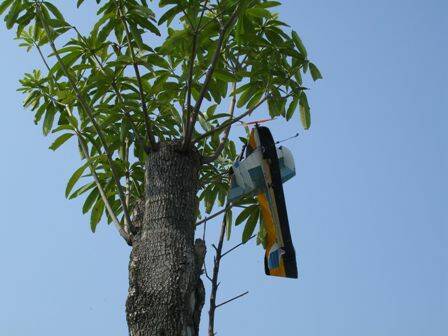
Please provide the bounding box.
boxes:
[126,142,205,336]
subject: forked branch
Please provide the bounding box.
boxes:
[207,205,250,335]
[183,5,240,149]
[117,0,157,151]
[208,209,227,336]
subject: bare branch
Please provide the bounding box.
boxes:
[202,82,236,164]
[215,291,249,309]
[183,5,240,149]
[197,0,209,29]
[183,32,198,138]
[196,203,233,227]
[183,0,210,139]
[208,209,227,336]
[194,95,269,144]
[117,1,157,151]
[221,235,256,258]
[36,4,133,235]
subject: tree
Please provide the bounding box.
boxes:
[0,0,321,334]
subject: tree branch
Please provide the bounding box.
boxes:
[221,235,255,258]
[183,5,240,149]
[78,135,132,245]
[215,291,249,309]
[194,95,268,144]
[183,32,198,138]
[208,208,227,336]
[117,0,157,151]
[202,82,236,164]
[196,203,233,227]
[36,4,133,235]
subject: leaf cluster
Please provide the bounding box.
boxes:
[1,0,321,241]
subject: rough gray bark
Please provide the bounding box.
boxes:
[126,142,205,336]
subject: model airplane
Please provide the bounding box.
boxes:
[229,126,298,279]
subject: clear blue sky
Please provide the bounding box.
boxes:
[0,1,446,335]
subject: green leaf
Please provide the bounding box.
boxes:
[147,54,170,69]
[242,207,259,243]
[292,31,307,57]
[246,8,271,18]
[256,217,267,248]
[286,96,299,121]
[204,186,218,214]
[300,92,311,130]
[43,2,65,21]
[0,0,14,16]
[90,196,104,232]
[235,205,256,226]
[42,107,56,136]
[309,62,322,81]
[5,0,21,29]
[214,69,235,82]
[65,163,88,198]
[49,133,74,151]
[68,181,95,200]
[158,5,183,25]
[225,209,232,241]
[260,1,281,8]
[83,188,99,214]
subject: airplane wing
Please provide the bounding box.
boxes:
[228,141,296,202]
[248,126,298,279]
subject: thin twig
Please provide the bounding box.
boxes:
[208,208,228,336]
[215,291,249,309]
[181,8,195,28]
[183,31,198,138]
[203,260,213,283]
[221,235,256,258]
[196,203,233,226]
[194,95,269,144]
[198,0,209,28]
[183,0,210,119]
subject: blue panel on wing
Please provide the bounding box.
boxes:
[278,157,295,184]
[248,166,265,190]
[268,247,281,270]
[228,184,245,202]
